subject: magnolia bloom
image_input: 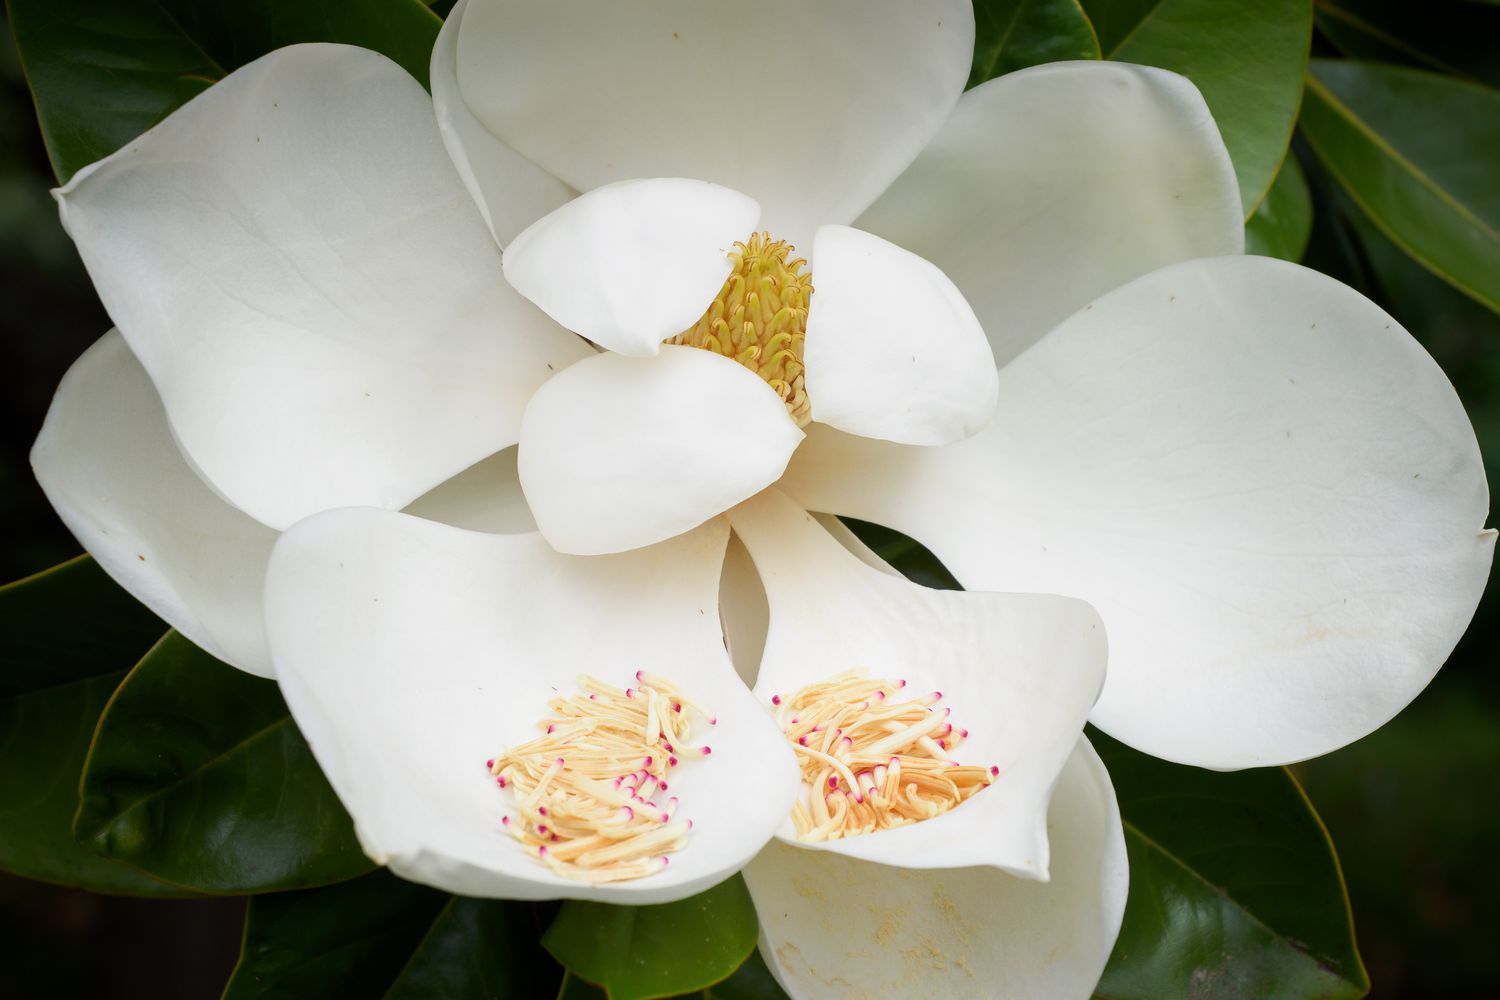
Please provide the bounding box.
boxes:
[30,0,1491,996]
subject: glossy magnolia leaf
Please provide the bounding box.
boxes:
[1300,60,1500,316]
[9,0,441,182]
[559,950,789,1000]
[74,630,371,893]
[0,556,182,895]
[1080,0,1312,217]
[968,0,1101,88]
[544,876,760,1000]
[1245,154,1313,261]
[223,869,562,998]
[1315,0,1500,88]
[1092,729,1369,1000]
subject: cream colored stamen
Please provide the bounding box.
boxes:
[670,232,812,426]
[488,671,713,883]
[772,671,996,842]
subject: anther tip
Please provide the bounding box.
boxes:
[497,776,507,788]
[771,694,781,705]
[501,815,510,825]
[538,845,548,857]
[990,766,1000,777]
[635,669,645,681]
[669,756,679,767]
[484,758,494,768]
[701,746,712,755]
[538,806,548,816]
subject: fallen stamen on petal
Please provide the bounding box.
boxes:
[770,671,996,842]
[488,673,713,882]
[670,232,813,426]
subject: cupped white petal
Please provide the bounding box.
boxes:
[431,0,574,246]
[783,256,1493,768]
[858,61,1244,367]
[804,226,996,445]
[747,737,1127,1000]
[727,490,1105,877]
[720,532,769,689]
[264,509,798,903]
[31,332,277,676]
[503,178,759,357]
[519,346,804,555]
[55,43,591,531]
[403,447,534,534]
[455,0,974,247]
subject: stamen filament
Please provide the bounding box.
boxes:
[772,671,996,842]
[489,673,712,882]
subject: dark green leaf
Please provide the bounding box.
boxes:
[1299,60,1500,316]
[837,517,961,591]
[1093,729,1369,1000]
[1080,0,1313,217]
[1315,0,1500,88]
[701,950,788,1000]
[558,950,789,1000]
[1245,154,1313,261]
[544,876,759,1000]
[223,869,563,998]
[968,0,1101,88]
[9,0,442,182]
[0,556,180,894]
[74,630,372,893]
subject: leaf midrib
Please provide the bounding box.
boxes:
[1305,71,1500,246]
[76,712,292,842]
[1120,817,1360,988]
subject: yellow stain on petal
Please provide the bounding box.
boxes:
[671,232,813,426]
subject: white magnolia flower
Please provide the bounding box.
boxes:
[29,0,1490,996]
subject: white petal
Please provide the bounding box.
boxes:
[805,226,996,445]
[455,0,974,247]
[55,43,591,530]
[747,737,1127,1000]
[727,490,1105,877]
[31,332,277,677]
[264,509,798,903]
[431,0,575,246]
[720,532,768,689]
[503,178,759,357]
[858,61,1244,367]
[403,447,534,534]
[519,346,804,555]
[783,256,1493,768]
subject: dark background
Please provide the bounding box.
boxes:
[2,15,1498,999]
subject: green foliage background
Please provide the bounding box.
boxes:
[1,1,1498,996]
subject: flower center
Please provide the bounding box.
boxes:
[487,671,714,883]
[670,232,812,426]
[771,671,996,841]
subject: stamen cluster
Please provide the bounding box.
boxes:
[671,232,813,426]
[488,672,713,883]
[772,671,996,841]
